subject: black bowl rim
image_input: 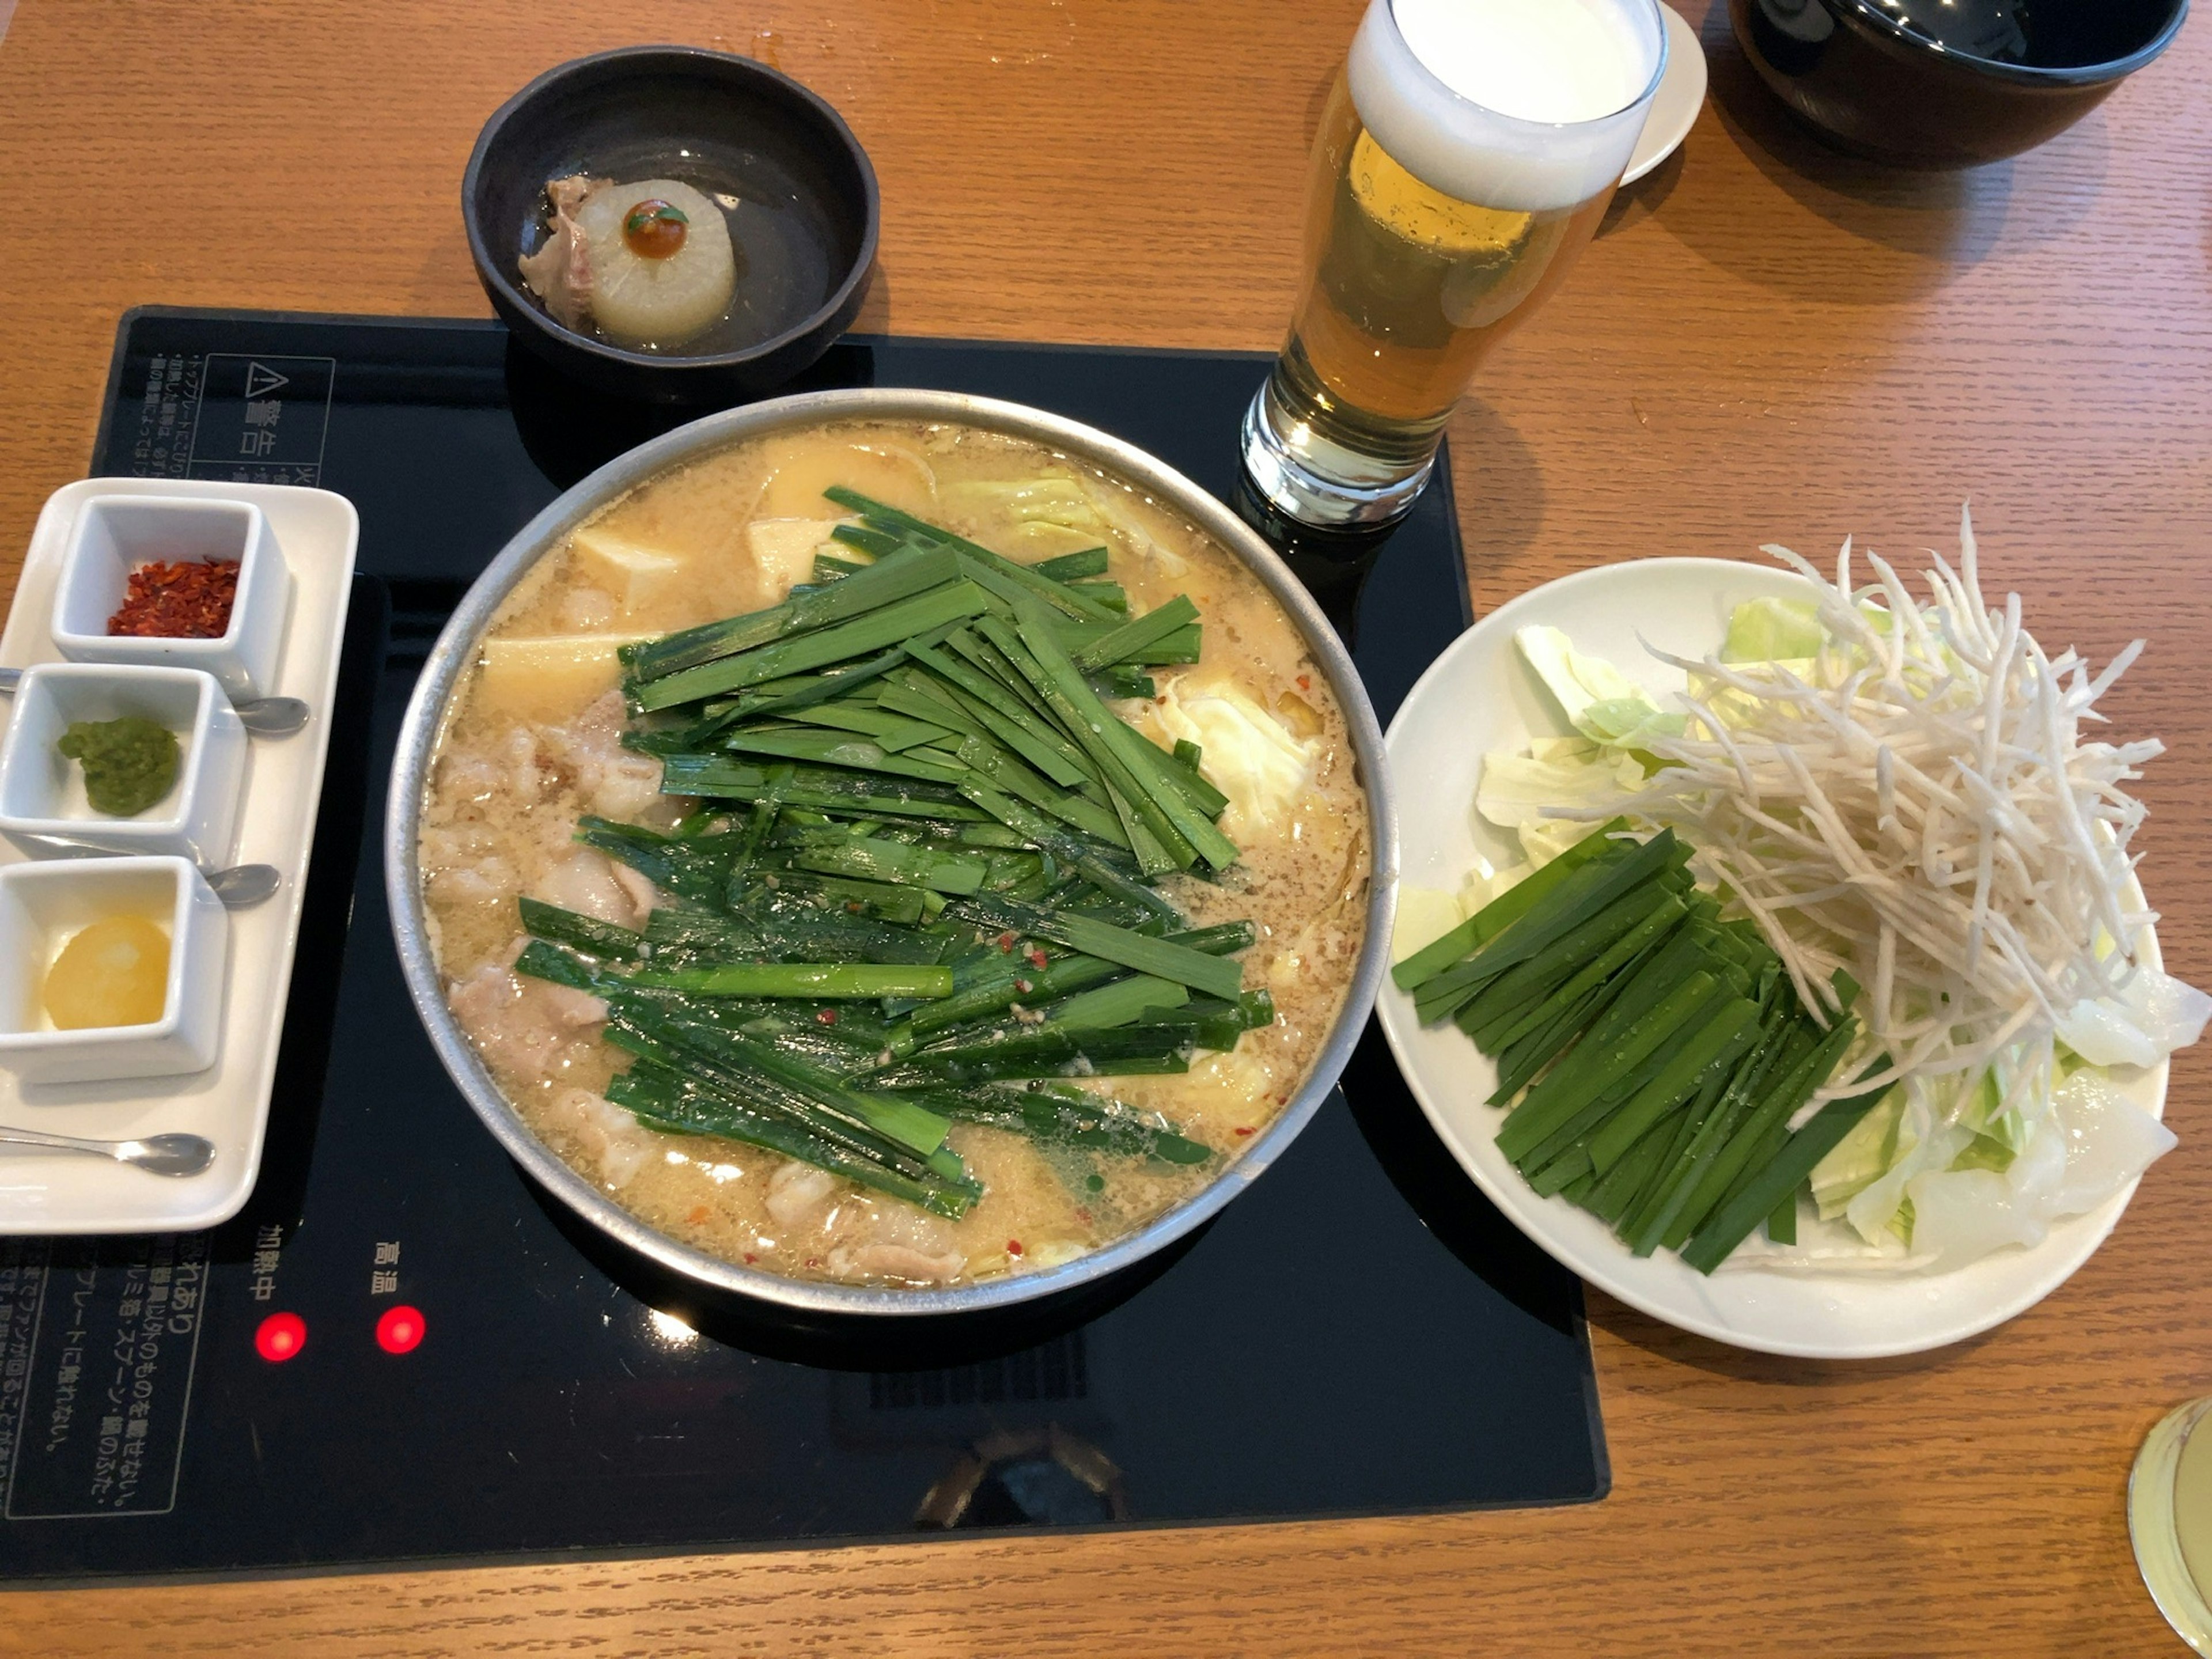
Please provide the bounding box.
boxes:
[461,43,881,373]
[1824,0,2190,85]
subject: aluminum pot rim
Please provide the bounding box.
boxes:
[384,388,1401,1317]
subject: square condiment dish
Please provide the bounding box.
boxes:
[0,662,245,864]
[0,856,229,1085]
[50,494,293,698]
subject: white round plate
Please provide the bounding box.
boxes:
[1623,6,1707,185]
[1376,556,2170,1358]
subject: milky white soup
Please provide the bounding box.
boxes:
[418,421,1370,1288]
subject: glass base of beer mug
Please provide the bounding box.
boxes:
[2129,1395,2212,1654]
[1240,377,1438,532]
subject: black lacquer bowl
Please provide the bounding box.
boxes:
[1729,0,2187,167]
[463,46,878,402]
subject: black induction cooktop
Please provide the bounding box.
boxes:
[0,310,1604,1582]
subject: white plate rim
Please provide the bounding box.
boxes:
[1376,555,2169,1359]
[1622,6,1707,186]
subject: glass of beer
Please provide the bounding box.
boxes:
[1241,0,1669,529]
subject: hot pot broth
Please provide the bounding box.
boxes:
[419,421,1369,1286]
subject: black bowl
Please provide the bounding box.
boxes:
[463,46,879,403]
[1729,0,2188,168]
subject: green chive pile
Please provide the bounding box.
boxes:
[1393,821,1892,1272]
[510,489,1274,1223]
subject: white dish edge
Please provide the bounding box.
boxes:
[0,477,358,1234]
[1622,5,1706,186]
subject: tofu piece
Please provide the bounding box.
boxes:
[570,525,687,615]
[747,517,846,603]
[756,438,936,520]
[476,633,653,719]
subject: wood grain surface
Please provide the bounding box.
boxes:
[1,0,2207,1652]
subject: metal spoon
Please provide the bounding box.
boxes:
[226,696,311,736]
[0,667,309,736]
[206,863,281,908]
[0,1126,215,1177]
[3,834,281,908]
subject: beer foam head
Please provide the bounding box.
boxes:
[1349,0,1667,213]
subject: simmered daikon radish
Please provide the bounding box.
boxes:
[573,179,737,349]
[519,175,738,351]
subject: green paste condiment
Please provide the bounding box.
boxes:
[56,717,180,817]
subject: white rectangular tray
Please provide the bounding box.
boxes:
[0,477,357,1234]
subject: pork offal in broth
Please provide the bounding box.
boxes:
[419,422,1370,1288]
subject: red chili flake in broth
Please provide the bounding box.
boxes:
[816,1007,838,1025]
[997,931,1017,952]
[1233,1126,1255,1137]
[1025,946,1049,969]
[108,559,239,638]
[1297,673,1310,690]
[1007,1240,1024,1257]
[743,1253,759,1264]
[686,1204,710,1225]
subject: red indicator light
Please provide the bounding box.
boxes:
[376,1304,426,1355]
[255,1312,306,1363]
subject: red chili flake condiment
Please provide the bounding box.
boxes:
[1006,1240,1024,1257]
[997,931,1017,952]
[1234,1126,1255,1137]
[1297,673,1311,690]
[1025,946,1049,969]
[743,1252,759,1264]
[815,1008,839,1025]
[108,559,238,639]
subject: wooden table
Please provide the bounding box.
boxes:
[2,0,2206,1651]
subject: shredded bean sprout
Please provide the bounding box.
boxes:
[1573,508,2160,1102]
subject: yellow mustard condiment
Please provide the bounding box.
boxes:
[43,915,171,1029]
